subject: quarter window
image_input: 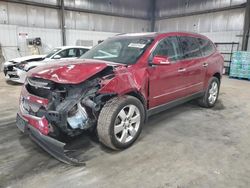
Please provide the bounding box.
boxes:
[153,37,182,61]
[179,36,202,59]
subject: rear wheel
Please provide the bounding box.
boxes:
[198,77,220,108]
[97,96,144,150]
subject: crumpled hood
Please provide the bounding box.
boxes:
[28,59,120,84]
[7,55,45,64]
[24,59,66,70]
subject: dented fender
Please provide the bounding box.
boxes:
[99,66,149,103]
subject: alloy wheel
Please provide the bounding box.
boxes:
[114,104,141,144]
[208,81,218,105]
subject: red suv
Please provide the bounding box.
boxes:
[16,32,224,164]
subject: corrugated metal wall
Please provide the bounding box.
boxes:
[0,24,62,60]
[0,0,150,30]
[64,11,149,32]
[0,0,150,60]
[66,29,117,46]
[22,0,151,18]
[155,0,246,17]
[155,0,246,46]
[64,0,151,18]
[156,8,245,33]
[0,0,248,60]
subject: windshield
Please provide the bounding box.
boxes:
[45,48,61,58]
[80,37,154,65]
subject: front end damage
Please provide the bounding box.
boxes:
[17,67,115,165]
[3,55,45,83]
[4,63,28,83]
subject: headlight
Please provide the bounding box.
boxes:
[16,63,26,70]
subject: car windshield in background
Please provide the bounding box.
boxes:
[80,37,154,65]
[45,48,61,58]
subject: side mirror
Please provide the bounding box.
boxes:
[152,55,171,65]
[53,55,61,59]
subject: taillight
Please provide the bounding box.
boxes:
[28,117,49,135]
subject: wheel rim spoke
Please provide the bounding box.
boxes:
[120,129,128,143]
[128,126,136,137]
[213,83,217,90]
[208,95,212,102]
[209,88,213,94]
[131,114,140,124]
[127,105,136,118]
[118,109,126,121]
[208,82,218,104]
[114,123,124,134]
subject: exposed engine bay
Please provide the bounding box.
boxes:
[21,66,115,140]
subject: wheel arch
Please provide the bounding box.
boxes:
[97,90,147,121]
[213,72,221,83]
[125,91,147,123]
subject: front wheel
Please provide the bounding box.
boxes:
[198,77,220,108]
[97,96,145,150]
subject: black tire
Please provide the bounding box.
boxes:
[97,95,145,150]
[198,77,220,108]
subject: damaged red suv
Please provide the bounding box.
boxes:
[16,32,224,164]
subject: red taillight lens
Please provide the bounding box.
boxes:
[28,116,49,135]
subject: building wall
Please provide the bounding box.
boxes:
[64,0,151,19]
[0,24,62,60]
[155,0,246,49]
[155,8,245,45]
[65,11,149,33]
[22,0,151,18]
[155,0,246,18]
[0,0,248,61]
[0,1,150,60]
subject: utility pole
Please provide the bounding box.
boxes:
[242,0,250,50]
[60,0,66,46]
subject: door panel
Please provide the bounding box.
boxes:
[148,63,182,108]
[178,36,206,95]
[197,37,217,89]
[148,36,185,108]
[178,58,205,95]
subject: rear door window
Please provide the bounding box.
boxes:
[179,36,202,59]
[67,49,77,57]
[56,48,77,58]
[197,38,215,57]
[153,36,182,61]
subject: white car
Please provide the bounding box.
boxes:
[3,46,91,83]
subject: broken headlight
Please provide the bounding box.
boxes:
[16,62,27,70]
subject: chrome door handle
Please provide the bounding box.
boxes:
[203,63,208,67]
[178,68,186,72]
